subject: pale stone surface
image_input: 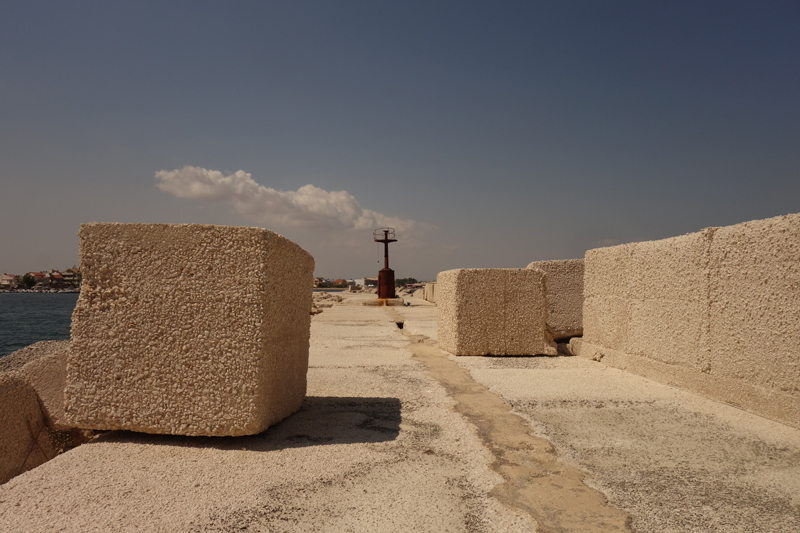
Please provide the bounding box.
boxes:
[526,259,584,339]
[0,340,70,431]
[568,337,582,357]
[17,346,70,430]
[0,374,55,484]
[437,268,557,356]
[65,223,314,437]
[362,297,405,306]
[582,213,800,429]
[423,281,437,303]
[0,303,535,532]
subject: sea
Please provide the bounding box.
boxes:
[0,293,79,358]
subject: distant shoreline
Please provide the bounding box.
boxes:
[0,289,80,294]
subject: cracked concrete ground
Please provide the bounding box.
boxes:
[1,293,798,532]
[392,299,800,533]
[0,295,536,532]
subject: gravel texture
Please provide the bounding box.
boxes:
[0,341,69,375]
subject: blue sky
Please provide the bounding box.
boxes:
[1,1,798,280]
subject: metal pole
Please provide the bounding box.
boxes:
[384,230,390,268]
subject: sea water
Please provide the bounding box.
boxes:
[0,293,79,357]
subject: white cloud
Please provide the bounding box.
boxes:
[155,166,419,234]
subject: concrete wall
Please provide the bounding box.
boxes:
[65,223,314,437]
[437,268,557,356]
[582,213,800,429]
[0,374,55,484]
[526,259,584,340]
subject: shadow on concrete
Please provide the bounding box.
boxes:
[91,396,402,451]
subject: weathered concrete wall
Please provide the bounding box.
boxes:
[582,213,800,428]
[0,374,55,484]
[526,259,584,340]
[437,268,557,356]
[65,223,314,437]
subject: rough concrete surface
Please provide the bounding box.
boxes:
[526,259,584,340]
[0,340,71,430]
[437,269,557,357]
[0,295,537,532]
[424,281,437,303]
[0,374,56,484]
[396,303,800,533]
[582,213,800,429]
[66,223,314,437]
[4,294,799,531]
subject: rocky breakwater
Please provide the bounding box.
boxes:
[0,341,93,484]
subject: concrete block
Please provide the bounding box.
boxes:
[568,337,583,357]
[526,259,584,339]
[581,213,800,429]
[583,231,710,370]
[19,348,70,430]
[0,374,55,484]
[0,340,70,431]
[65,223,314,437]
[707,213,800,395]
[437,268,557,356]
[424,282,437,303]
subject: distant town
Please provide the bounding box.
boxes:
[0,268,82,292]
[0,270,425,292]
[313,277,423,290]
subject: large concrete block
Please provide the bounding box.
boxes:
[583,231,710,370]
[437,268,557,356]
[581,213,800,429]
[526,259,584,339]
[65,223,314,436]
[0,374,55,484]
[707,213,800,395]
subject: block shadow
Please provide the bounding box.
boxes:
[92,396,401,451]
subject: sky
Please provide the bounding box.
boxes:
[1,1,798,281]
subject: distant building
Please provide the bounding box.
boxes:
[364,277,378,288]
[48,270,65,287]
[0,274,20,289]
[28,272,49,287]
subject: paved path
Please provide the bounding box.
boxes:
[1,293,799,532]
[393,298,800,533]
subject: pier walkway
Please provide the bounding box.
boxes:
[1,293,798,532]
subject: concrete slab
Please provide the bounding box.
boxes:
[0,304,535,532]
[412,306,800,531]
[455,355,800,532]
[4,302,798,531]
